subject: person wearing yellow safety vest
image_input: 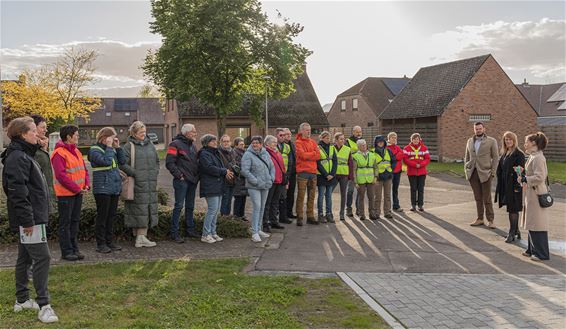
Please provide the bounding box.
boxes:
[346,126,363,217]
[334,132,353,221]
[276,128,292,224]
[316,131,338,223]
[402,133,431,212]
[372,135,397,220]
[51,125,90,261]
[88,127,127,254]
[352,139,378,221]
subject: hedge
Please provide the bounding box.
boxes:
[0,189,249,244]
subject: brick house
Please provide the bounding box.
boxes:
[326,77,410,129]
[379,54,538,162]
[517,82,566,161]
[163,71,329,143]
[77,98,165,145]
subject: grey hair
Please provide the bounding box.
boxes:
[352,126,362,133]
[200,134,217,147]
[299,122,311,131]
[264,135,277,145]
[319,131,331,140]
[181,123,195,135]
[356,139,367,147]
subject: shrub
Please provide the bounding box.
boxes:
[0,191,249,244]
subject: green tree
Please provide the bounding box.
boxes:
[143,0,311,136]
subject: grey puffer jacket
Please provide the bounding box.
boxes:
[241,145,275,190]
[119,136,159,228]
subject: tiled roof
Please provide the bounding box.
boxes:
[336,77,410,116]
[379,55,491,119]
[517,83,565,116]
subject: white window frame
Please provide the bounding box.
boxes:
[341,100,346,111]
[125,112,131,117]
[105,112,111,117]
[353,98,358,110]
[468,114,491,122]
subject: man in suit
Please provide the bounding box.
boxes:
[464,122,499,228]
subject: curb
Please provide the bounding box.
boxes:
[337,272,405,329]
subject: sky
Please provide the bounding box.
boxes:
[1,0,565,106]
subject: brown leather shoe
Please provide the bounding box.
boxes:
[470,219,484,226]
[486,221,496,229]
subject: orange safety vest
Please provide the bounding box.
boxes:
[51,147,87,196]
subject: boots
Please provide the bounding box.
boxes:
[505,214,519,243]
[135,235,157,248]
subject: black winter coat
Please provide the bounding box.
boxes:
[218,147,237,186]
[165,134,199,184]
[495,148,526,213]
[197,147,227,198]
[1,138,49,233]
[233,148,248,197]
[286,141,297,175]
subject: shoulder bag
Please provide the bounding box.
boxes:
[120,142,135,201]
[537,177,553,208]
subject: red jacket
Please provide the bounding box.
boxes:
[403,142,430,176]
[387,144,403,173]
[266,147,286,184]
[295,133,320,174]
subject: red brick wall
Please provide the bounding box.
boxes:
[326,96,378,128]
[439,56,538,161]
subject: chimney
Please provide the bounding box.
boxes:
[522,78,529,86]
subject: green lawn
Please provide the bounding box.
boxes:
[0,259,389,329]
[426,161,566,185]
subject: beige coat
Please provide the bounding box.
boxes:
[464,135,499,183]
[521,151,549,231]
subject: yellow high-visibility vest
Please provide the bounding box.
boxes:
[317,144,336,175]
[352,152,375,184]
[335,145,351,175]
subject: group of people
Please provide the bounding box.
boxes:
[0,115,553,323]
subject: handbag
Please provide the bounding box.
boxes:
[273,155,289,185]
[537,177,553,208]
[120,142,135,201]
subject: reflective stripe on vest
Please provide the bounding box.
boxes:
[89,145,117,172]
[51,146,87,196]
[374,150,392,174]
[352,152,375,184]
[277,143,291,171]
[317,145,336,175]
[347,138,358,154]
[335,145,350,175]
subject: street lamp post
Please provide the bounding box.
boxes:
[263,75,270,135]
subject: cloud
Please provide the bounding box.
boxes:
[0,39,161,95]
[426,18,566,82]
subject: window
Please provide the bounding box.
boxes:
[341,100,346,111]
[105,112,111,117]
[367,122,374,127]
[353,98,358,110]
[340,123,346,128]
[468,114,491,122]
[125,112,131,117]
[114,98,137,111]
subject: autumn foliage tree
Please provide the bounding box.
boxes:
[143,0,311,136]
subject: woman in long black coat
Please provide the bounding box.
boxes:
[495,131,525,243]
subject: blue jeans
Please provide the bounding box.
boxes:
[248,188,269,235]
[346,179,358,210]
[220,185,235,216]
[171,179,197,237]
[203,195,222,237]
[317,184,335,215]
[392,172,402,209]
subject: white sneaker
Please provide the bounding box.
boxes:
[258,231,271,238]
[38,304,59,323]
[251,234,262,243]
[212,234,224,242]
[14,299,39,312]
[201,235,216,244]
[135,235,157,248]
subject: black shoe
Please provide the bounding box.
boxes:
[108,243,122,251]
[306,218,320,225]
[516,231,522,240]
[410,207,417,212]
[384,214,393,219]
[240,216,249,222]
[280,218,293,224]
[326,214,335,223]
[340,216,345,221]
[172,235,185,244]
[96,245,112,253]
[296,219,303,226]
[418,207,424,212]
[318,215,327,223]
[185,231,201,239]
[263,225,272,233]
[346,208,354,217]
[359,216,366,221]
[62,254,79,261]
[369,216,380,221]
[288,214,298,219]
[505,234,515,243]
[271,223,285,229]
[74,251,85,260]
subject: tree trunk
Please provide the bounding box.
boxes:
[216,111,226,137]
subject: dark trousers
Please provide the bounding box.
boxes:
[16,242,51,307]
[392,172,402,209]
[57,194,83,257]
[171,179,197,237]
[408,175,426,208]
[469,169,494,221]
[94,194,119,247]
[526,231,550,260]
[264,183,286,225]
[336,176,349,217]
[278,186,288,222]
[220,185,235,215]
[286,173,296,216]
[233,195,247,218]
